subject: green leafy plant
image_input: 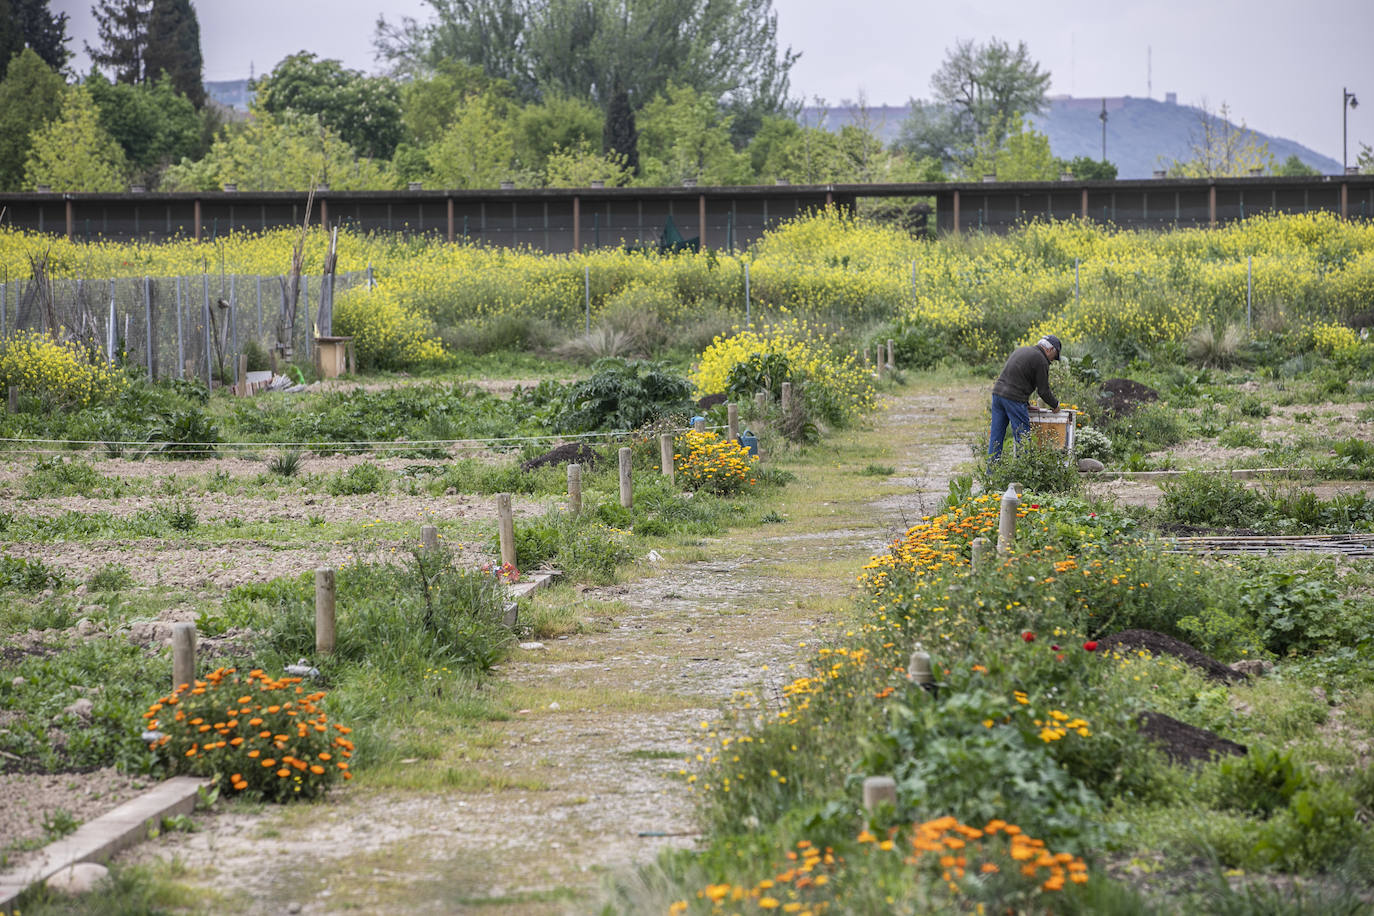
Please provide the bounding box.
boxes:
[86,563,134,591]
[978,436,1082,496]
[325,461,387,496]
[555,358,693,433]
[1158,471,1261,529]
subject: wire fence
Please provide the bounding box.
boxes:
[0,269,373,387]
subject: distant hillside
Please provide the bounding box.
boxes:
[800,96,1340,179]
[206,79,253,111]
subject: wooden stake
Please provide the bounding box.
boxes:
[171,622,196,692]
[618,447,633,508]
[421,524,439,553]
[971,536,990,569]
[660,433,674,480]
[237,354,248,396]
[862,776,897,812]
[886,338,895,368]
[693,417,706,433]
[497,493,516,567]
[6,386,16,413]
[567,463,582,515]
[315,568,336,655]
[727,403,739,441]
[755,390,767,413]
[780,381,793,414]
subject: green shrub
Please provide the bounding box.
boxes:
[325,462,387,496]
[1104,402,1188,454]
[1238,566,1367,655]
[0,554,64,592]
[1217,425,1264,449]
[1210,748,1311,818]
[146,407,220,458]
[1073,426,1114,463]
[1158,471,1262,528]
[86,563,134,591]
[979,436,1082,496]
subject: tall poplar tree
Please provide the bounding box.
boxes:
[144,0,203,107]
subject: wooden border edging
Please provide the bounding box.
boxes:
[0,776,208,912]
[1093,467,1323,482]
[503,569,562,626]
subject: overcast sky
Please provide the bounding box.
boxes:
[52,0,1374,166]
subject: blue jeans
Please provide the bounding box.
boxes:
[988,395,1030,460]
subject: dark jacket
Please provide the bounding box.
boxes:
[992,345,1058,411]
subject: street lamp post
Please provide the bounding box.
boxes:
[1099,99,1108,162]
[1344,87,1359,174]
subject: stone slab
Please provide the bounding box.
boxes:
[504,569,562,626]
[0,776,207,912]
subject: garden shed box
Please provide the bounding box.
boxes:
[314,337,356,379]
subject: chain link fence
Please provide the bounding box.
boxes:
[0,269,372,386]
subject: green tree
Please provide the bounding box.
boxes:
[897,38,1049,172]
[1066,155,1117,180]
[1276,154,1318,177]
[1359,143,1373,176]
[1166,101,1276,177]
[87,0,149,83]
[85,69,200,183]
[634,84,749,186]
[0,0,71,71]
[400,58,509,145]
[543,139,629,186]
[24,84,127,190]
[424,91,515,187]
[514,93,601,174]
[963,117,1058,181]
[255,52,404,159]
[144,0,203,107]
[0,47,65,190]
[376,0,796,141]
[162,107,395,191]
[602,82,638,174]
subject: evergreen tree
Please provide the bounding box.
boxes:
[87,0,150,84]
[24,84,128,190]
[0,0,70,71]
[603,83,638,175]
[0,47,65,189]
[144,0,203,107]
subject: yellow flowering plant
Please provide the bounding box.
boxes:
[0,329,124,410]
[674,429,758,495]
[143,666,353,802]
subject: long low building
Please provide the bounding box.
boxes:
[1,175,1371,250]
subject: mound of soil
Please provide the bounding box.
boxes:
[696,393,728,410]
[1098,378,1159,418]
[1102,629,1244,684]
[1138,711,1247,765]
[521,442,599,472]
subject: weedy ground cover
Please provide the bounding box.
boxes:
[631,488,1374,913]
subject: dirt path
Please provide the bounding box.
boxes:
[115,382,985,914]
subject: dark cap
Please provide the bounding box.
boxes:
[1044,335,1062,359]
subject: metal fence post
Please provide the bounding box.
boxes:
[202,273,211,390]
[143,276,153,381]
[175,276,184,376]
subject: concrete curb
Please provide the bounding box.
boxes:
[503,569,562,625]
[0,776,208,912]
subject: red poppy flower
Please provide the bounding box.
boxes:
[1050,644,1061,651]
[1083,641,1098,652]
[1022,632,1035,642]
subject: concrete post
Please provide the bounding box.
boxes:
[876,352,885,380]
[997,486,1019,556]
[421,524,439,553]
[171,622,196,692]
[618,447,633,508]
[567,463,582,515]
[886,339,895,368]
[693,417,706,433]
[315,568,335,655]
[862,775,897,812]
[497,493,516,567]
[780,381,793,414]
[755,390,767,413]
[970,536,990,569]
[660,433,674,480]
[727,403,739,441]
